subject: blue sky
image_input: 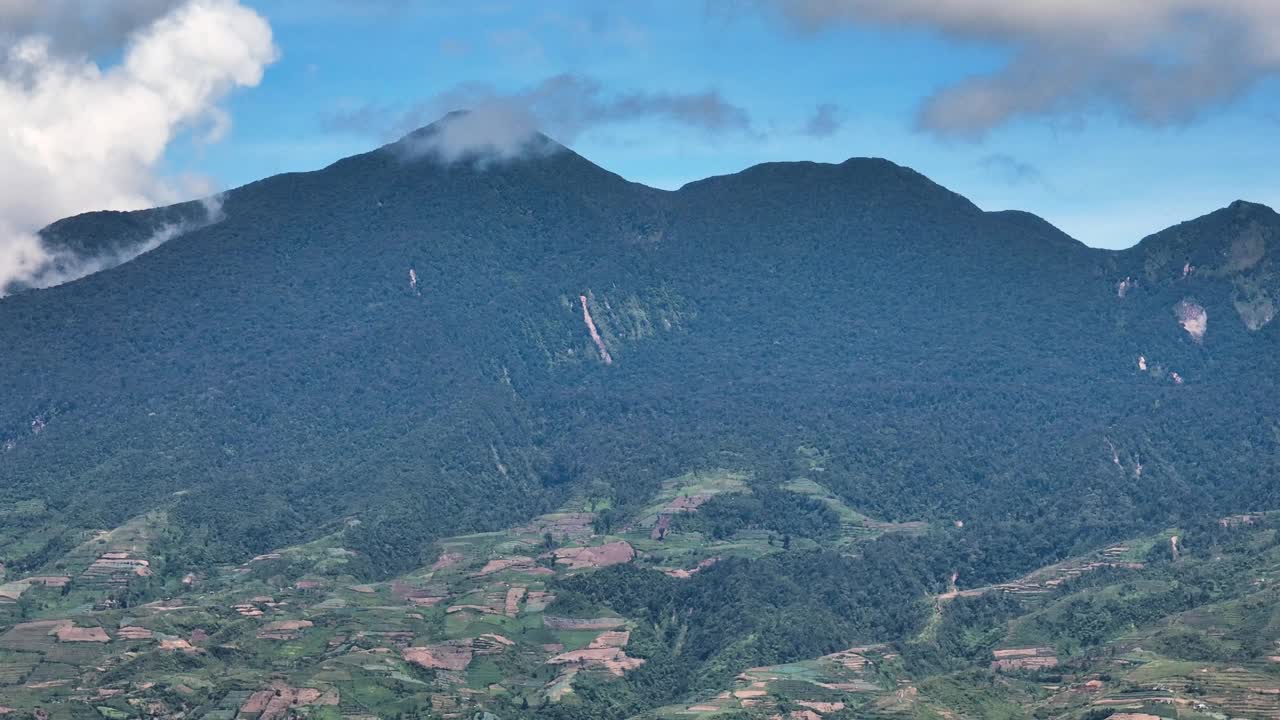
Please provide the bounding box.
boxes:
[14,0,1280,251]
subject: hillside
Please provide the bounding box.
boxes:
[1,114,1278,718]
[1,473,1277,719]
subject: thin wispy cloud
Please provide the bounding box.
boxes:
[803,103,843,137]
[980,153,1045,187]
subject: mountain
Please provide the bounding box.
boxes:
[1,116,1278,718]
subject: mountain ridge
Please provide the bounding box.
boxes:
[2,120,1273,551]
[23,120,1277,290]
[0,114,1276,583]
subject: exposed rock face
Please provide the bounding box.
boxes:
[1117,277,1137,298]
[580,294,613,364]
[1174,299,1207,342]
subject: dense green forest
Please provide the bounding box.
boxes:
[1,131,1275,581]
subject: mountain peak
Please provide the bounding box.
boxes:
[1124,197,1278,284]
[1225,199,1278,219]
[673,155,983,226]
[1141,198,1277,241]
[388,109,565,165]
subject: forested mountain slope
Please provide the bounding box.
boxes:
[1,115,1277,585]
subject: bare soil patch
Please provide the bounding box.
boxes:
[26,576,70,588]
[505,586,526,616]
[796,702,845,714]
[553,541,634,570]
[546,647,643,676]
[471,556,540,578]
[117,627,153,641]
[589,631,630,648]
[53,624,110,643]
[517,513,596,541]
[665,494,710,512]
[546,630,643,676]
[403,641,474,671]
[990,647,1058,672]
[257,619,314,640]
[474,634,514,653]
[240,682,339,720]
[391,580,448,607]
[663,557,720,579]
[159,638,196,652]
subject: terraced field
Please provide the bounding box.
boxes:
[1,477,1278,720]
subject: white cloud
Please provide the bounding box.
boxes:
[763,0,1280,137]
[0,0,278,295]
[415,102,546,163]
[17,196,227,294]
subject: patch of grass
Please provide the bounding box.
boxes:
[468,656,505,689]
[917,670,1034,720]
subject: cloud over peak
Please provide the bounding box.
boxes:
[764,0,1280,137]
[325,73,753,163]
